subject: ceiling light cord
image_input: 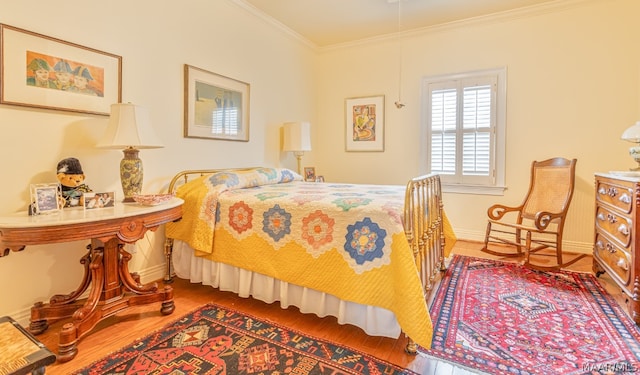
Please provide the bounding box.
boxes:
[395,0,405,109]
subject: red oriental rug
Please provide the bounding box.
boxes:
[422,255,640,374]
[73,303,416,375]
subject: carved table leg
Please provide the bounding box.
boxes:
[119,244,175,315]
[50,246,92,304]
[57,323,79,363]
[33,237,175,363]
[29,246,93,335]
[56,249,105,362]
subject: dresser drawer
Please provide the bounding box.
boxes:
[595,205,633,248]
[596,179,634,214]
[594,231,631,287]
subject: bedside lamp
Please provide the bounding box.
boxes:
[97,103,163,202]
[621,121,640,171]
[282,121,311,175]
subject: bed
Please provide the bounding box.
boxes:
[164,167,455,353]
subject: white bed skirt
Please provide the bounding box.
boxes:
[172,240,402,338]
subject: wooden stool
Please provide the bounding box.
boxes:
[0,316,56,375]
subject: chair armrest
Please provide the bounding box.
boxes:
[487,204,522,220]
[534,211,562,230]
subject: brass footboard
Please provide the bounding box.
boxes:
[403,173,446,354]
[163,168,257,283]
[163,170,448,355]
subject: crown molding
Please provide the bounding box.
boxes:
[229,0,318,50]
[229,0,602,53]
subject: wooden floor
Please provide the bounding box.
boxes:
[35,240,628,374]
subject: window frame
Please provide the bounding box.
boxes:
[420,67,507,195]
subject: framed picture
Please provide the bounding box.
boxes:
[184,64,250,141]
[84,192,115,210]
[0,24,122,116]
[345,95,385,152]
[304,167,316,182]
[30,183,62,215]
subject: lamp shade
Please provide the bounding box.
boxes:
[282,122,311,152]
[621,121,640,143]
[96,103,163,149]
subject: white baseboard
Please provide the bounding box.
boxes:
[453,228,593,255]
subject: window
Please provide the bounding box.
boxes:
[422,68,506,195]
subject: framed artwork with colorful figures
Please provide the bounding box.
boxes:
[0,24,122,116]
[345,95,385,152]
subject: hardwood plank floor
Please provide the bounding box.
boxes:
[34,240,629,374]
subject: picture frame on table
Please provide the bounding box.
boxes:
[30,183,62,215]
[345,95,385,152]
[184,64,250,142]
[0,24,122,116]
[304,167,316,182]
[84,192,115,210]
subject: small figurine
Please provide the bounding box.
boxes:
[56,157,92,207]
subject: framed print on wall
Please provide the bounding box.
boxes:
[184,64,250,141]
[345,95,385,152]
[0,24,122,116]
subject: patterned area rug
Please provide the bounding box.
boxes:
[422,255,640,374]
[74,303,416,375]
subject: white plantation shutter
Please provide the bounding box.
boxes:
[427,74,499,187]
[462,84,492,178]
[430,87,457,174]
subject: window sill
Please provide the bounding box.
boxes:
[442,183,507,196]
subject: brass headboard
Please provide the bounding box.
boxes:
[167,167,260,194]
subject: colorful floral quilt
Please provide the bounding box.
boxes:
[166,168,450,349]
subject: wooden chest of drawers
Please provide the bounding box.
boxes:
[594,173,640,324]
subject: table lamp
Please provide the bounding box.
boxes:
[621,121,640,171]
[282,121,311,175]
[96,103,163,202]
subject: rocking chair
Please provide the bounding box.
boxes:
[481,157,585,270]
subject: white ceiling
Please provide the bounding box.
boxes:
[237,0,560,47]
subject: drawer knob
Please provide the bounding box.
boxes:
[596,240,604,250]
[618,224,629,236]
[617,258,629,271]
[619,193,631,204]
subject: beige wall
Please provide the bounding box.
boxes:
[0,0,316,320]
[314,0,640,249]
[1,0,639,322]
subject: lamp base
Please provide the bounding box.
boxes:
[293,151,304,176]
[120,147,143,202]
